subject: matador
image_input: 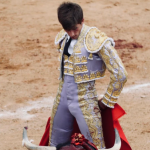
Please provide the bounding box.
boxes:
[49,2,128,149]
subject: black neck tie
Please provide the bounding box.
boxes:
[63,37,72,57]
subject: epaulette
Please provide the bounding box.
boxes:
[84,27,115,53]
[55,29,67,45]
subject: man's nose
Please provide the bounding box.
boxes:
[69,31,75,37]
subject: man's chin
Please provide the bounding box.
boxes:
[71,36,78,39]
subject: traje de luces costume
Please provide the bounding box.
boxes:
[49,24,128,149]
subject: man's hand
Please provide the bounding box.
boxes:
[98,98,107,110]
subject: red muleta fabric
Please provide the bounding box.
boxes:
[39,104,132,150]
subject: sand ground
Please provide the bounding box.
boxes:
[0,0,150,149]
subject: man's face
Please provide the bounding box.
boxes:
[65,21,84,39]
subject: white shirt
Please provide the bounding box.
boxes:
[66,36,77,55]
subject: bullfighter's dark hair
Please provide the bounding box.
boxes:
[57,2,83,31]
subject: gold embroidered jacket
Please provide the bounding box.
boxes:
[55,24,127,108]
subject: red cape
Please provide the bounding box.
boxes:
[39,104,132,150]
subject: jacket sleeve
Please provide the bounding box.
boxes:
[97,41,128,108]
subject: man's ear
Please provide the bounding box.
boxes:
[81,19,84,24]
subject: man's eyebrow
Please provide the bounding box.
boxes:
[73,26,78,30]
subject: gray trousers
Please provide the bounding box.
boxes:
[50,75,105,149]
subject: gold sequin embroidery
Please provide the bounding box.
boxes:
[83,74,90,81]
[68,55,73,63]
[81,65,88,72]
[77,82,105,149]
[85,28,108,53]
[55,29,66,45]
[68,63,73,69]
[90,73,96,80]
[64,68,68,74]
[64,55,69,62]
[81,56,87,64]
[74,66,81,73]
[74,56,81,64]
[75,75,82,83]
[64,62,69,68]
[68,69,73,75]
[98,40,128,108]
